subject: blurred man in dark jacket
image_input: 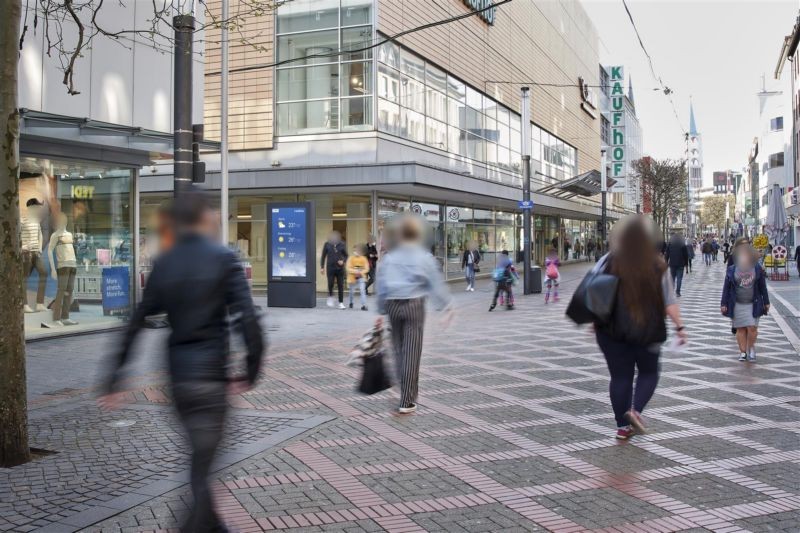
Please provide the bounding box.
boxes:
[99,189,265,532]
[666,233,689,297]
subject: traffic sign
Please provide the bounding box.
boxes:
[518,200,534,210]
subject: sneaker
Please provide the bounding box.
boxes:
[24,305,34,313]
[506,305,514,310]
[624,409,647,434]
[361,305,368,311]
[747,348,756,362]
[326,297,335,308]
[738,352,748,362]
[466,285,471,292]
[489,304,496,311]
[616,427,635,440]
[398,403,417,414]
[35,303,47,312]
[470,287,475,292]
[349,302,353,309]
[338,303,346,310]
[62,319,78,326]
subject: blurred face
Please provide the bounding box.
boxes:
[329,231,340,243]
[27,205,43,220]
[735,248,754,269]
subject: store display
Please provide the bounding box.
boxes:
[45,212,78,327]
[21,197,47,313]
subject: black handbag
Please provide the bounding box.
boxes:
[566,256,618,325]
[358,350,392,395]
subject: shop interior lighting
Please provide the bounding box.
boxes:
[237,214,252,220]
[332,213,348,217]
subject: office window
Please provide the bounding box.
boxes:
[770,117,784,131]
[769,152,785,168]
[601,116,610,145]
[276,0,374,135]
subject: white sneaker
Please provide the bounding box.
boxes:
[398,403,417,414]
[465,285,471,292]
[326,297,334,308]
[470,287,475,292]
[24,305,34,313]
[62,319,78,326]
[338,303,346,309]
[35,303,47,312]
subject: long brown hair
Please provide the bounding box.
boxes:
[609,216,666,326]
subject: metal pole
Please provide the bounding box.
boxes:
[600,149,608,247]
[520,87,532,295]
[173,14,195,196]
[220,0,229,246]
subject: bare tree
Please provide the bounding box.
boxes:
[634,157,688,238]
[1,0,283,466]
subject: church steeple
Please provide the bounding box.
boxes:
[689,101,698,136]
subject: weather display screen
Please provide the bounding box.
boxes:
[270,206,307,278]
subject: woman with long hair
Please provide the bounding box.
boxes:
[721,244,770,362]
[594,216,687,440]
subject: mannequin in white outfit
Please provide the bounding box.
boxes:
[45,213,78,327]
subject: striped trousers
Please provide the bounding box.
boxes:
[385,297,426,408]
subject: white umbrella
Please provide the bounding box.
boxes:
[765,183,789,246]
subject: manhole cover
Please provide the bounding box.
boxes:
[108,420,137,428]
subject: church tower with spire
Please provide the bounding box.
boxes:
[687,102,704,193]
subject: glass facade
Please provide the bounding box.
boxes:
[275,0,374,135]
[375,40,578,183]
[19,156,134,338]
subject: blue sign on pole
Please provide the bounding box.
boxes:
[518,200,534,210]
[101,266,130,316]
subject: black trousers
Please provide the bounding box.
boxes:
[492,281,513,308]
[172,381,228,533]
[386,297,426,408]
[596,332,660,428]
[327,269,344,302]
[365,266,376,294]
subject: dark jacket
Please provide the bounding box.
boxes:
[105,233,265,391]
[461,249,481,269]
[701,242,713,254]
[321,241,348,271]
[366,243,379,269]
[720,264,770,319]
[666,241,689,268]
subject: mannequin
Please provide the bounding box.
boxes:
[45,212,78,327]
[21,198,47,313]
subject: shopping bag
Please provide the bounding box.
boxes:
[357,350,392,395]
[346,324,382,366]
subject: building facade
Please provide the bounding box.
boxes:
[142,0,616,292]
[686,103,704,235]
[16,7,205,339]
[775,14,800,247]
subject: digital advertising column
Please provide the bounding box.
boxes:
[266,202,316,308]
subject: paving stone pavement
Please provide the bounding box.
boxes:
[4,261,800,532]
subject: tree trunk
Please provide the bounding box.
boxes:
[0,0,31,467]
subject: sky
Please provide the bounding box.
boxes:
[582,0,798,187]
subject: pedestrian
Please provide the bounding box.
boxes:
[346,244,370,310]
[544,247,560,304]
[721,244,770,362]
[685,238,695,274]
[587,238,596,261]
[794,243,800,278]
[489,250,519,311]
[99,189,265,532]
[665,232,689,297]
[722,240,731,263]
[702,238,713,266]
[321,231,348,309]
[365,235,379,296]
[563,238,572,261]
[376,215,453,414]
[592,215,687,440]
[574,239,583,260]
[712,239,720,261]
[461,240,481,292]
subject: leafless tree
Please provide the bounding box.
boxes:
[634,157,688,238]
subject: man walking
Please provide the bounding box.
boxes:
[321,231,348,309]
[365,235,379,295]
[666,232,689,297]
[99,190,265,532]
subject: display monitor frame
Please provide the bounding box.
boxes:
[266,202,315,283]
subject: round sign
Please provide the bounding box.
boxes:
[772,246,788,260]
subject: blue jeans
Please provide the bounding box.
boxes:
[703,253,712,265]
[465,264,476,287]
[670,265,684,295]
[349,277,366,307]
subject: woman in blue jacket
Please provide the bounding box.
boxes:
[721,245,770,362]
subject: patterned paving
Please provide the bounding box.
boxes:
[5,261,800,532]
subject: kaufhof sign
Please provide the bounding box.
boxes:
[608,66,626,193]
[463,0,496,24]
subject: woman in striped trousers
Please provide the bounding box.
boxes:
[376,215,453,414]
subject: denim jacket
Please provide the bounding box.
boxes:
[376,244,452,314]
[721,264,770,319]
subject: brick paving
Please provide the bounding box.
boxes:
[3,261,799,532]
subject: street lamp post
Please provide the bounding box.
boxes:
[173,14,195,196]
[600,149,608,246]
[521,87,533,295]
[220,0,229,245]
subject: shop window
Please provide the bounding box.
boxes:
[20,157,133,339]
[276,0,338,33]
[277,99,340,135]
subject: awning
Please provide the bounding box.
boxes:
[537,169,616,199]
[19,109,220,162]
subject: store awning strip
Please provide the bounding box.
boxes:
[537,169,615,199]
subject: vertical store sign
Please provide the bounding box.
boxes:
[609,66,626,193]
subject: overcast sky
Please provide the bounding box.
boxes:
[582,0,798,186]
